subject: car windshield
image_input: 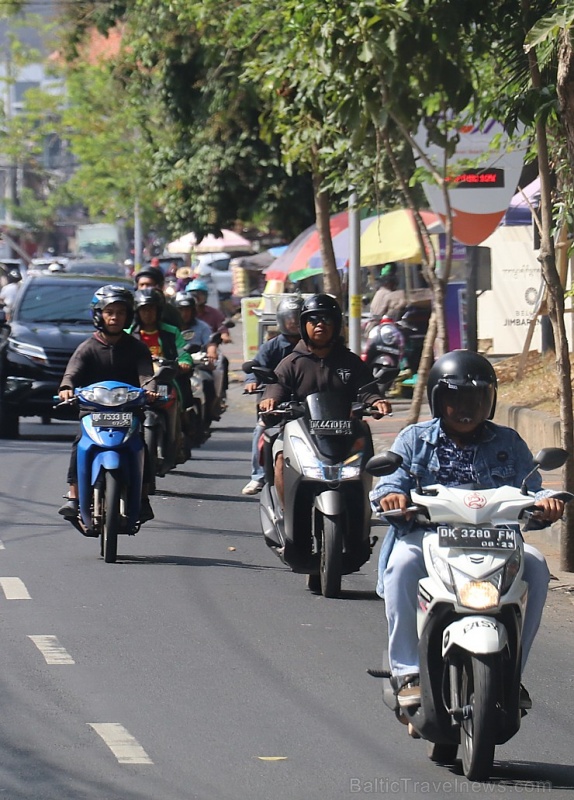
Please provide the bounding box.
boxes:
[17,282,105,323]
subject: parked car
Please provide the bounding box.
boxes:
[0,273,131,438]
[65,259,127,277]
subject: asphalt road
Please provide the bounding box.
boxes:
[0,385,573,799]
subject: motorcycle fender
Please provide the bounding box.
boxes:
[442,616,508,657]
[313,490,343,516]
[91,451,121,484]
[144,409,159,428]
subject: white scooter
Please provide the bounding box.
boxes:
[367,447,572,782]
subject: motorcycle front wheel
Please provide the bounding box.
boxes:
[102,470,120,564]
[460,654,498,781]
[144,425,158,493]
[319,514,343,598]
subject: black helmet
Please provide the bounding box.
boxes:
[299,293,342,344]
[134,287,164,322]
[427,350,497,422]
[134,265,165,288]
[276,295,304,336]
[174,291,196,310]
[6,268,21,283]
[91,285,134,330]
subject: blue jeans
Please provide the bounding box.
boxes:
[251,421,265,482]
[380,529,550,677]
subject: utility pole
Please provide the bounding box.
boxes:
[348,190,361,354]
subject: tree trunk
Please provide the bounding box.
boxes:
[312,171,341,305]
[557,30,574,173]
[531,27,574,571]
[406,312,437,425]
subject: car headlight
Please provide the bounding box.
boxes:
[451,564,502,610]
[290,435,362,480]
[8,337,47,364]
[79,386,141,406]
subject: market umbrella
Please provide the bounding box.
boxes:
[265,209,442,281]
[166,229,252,254]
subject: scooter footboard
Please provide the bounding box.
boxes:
[442,616,508,657]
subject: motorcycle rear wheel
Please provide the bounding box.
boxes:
[460,655,497,781]
[319,514,343,598]
[102,471,120,564]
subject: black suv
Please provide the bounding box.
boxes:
[0,273,131,438]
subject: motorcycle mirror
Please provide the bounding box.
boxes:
[184,342,202,354]
[534,447,569,471]
[153,365,176,383]
[242,360,254,373]
[210,332,223,345]
[224,319,236,329]
[520,447,569,494]
[251,365,278,385]
[365,450,403,477]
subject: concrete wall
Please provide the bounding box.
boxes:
[494,402,562,453]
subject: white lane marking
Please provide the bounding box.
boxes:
[88,723,153,764]
[0,577,31,599]
[0,540,5,550]
[28,635,75,665]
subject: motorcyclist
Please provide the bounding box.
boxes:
[241,295,304,495]
[134,264,182,328]
[259,293,392,506]
[128,288,193,461]
[57,285,157,524]
[186,277,231,412]
[368,263,406,330]
[174,290,219,432]
[371,349,564,711]
[0,267,22,311]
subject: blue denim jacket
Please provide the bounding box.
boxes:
[370,418,549,577]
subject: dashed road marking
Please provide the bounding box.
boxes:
[28,635,75,664]
[88,723,153,764]
[0,540,5,550]
[0,577,31,599]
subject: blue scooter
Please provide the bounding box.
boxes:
[57,371,171,562]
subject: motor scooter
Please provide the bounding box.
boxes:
[362,315,405,392]
[253,364,399,597]
[55,369,172,563]
[366,447,572,781]
[143,357,180,492]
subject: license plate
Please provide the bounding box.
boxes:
[309,419,353,436]
[157,385,169,398]
[438,526,516,551]
[91,412,133,427]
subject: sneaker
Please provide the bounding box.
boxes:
[393,674,421,708]
[58,497,79,519]
[242,479,264,495]
[519,683,532,710]
[139,497,155,523]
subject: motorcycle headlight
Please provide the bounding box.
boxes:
[451,564,502,610]
[290,436,362,480]
[80,386,141,406]
[8,337,47,364]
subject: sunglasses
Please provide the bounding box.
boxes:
[307,313,334,326]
